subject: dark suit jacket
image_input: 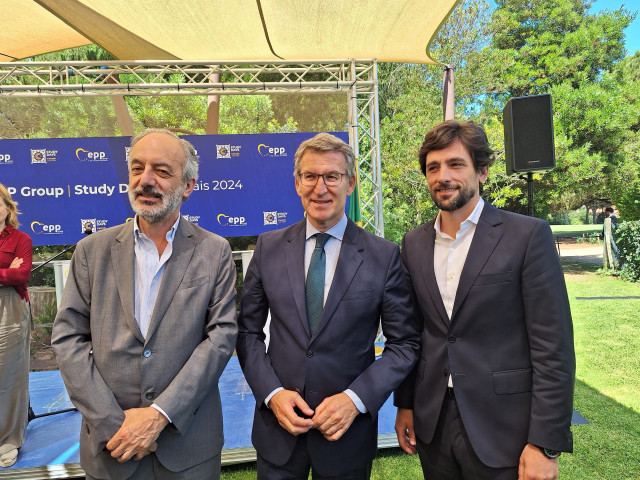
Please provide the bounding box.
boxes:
[52,218,238,480]
[395,202,575,468]
[237,218,419,476]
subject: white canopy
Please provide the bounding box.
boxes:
[1,0,458,63]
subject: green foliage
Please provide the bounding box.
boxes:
[615,182,640,222]
[490,0,632,97]
[616,221,640,282]
[378,0,495,243]
[270,93,347,133]
[219,96,297,134]
[33,302,56,326]
[479,1,637,216]
[0,45,123,139]
[31,302,56,348]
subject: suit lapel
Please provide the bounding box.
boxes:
[111,222,143,342]
[451,203,503,321]
[312,220,363,339]
[285,220,310,336]
[145,218,197,342]
[418,222,450,327]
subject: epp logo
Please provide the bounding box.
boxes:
[76,148,107,162]
[264,212,277,225]
[257,144,286,157]
[217,214,246,227]
[216,145,231,159]
[31,221,63,234]
[81,219,97,233]
[0,154,11,163]
[31,149,46,164]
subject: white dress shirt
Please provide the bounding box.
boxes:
[433,198,484,387]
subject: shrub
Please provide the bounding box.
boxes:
[616,221,640,282]
[31,302,56,346]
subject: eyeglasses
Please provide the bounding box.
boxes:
[298,172,347,187]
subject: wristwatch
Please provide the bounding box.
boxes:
[538,446,561,459]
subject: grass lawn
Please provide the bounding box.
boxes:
[222,259,640,479]
[551,224,602,237]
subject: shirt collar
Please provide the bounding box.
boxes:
[434,197,485,239]
[305,214,348,242]
[133,214,181,244]
[0,224,15,238]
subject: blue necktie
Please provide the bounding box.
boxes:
[306,233,330,334]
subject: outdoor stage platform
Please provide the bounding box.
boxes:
[3,356,400,479]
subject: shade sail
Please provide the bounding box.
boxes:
[1,0,459,63]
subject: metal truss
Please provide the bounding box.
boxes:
[0,59,383,236]
[0,59,377,96]
[348,60,383,236]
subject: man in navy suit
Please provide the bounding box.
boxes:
[237,133,420,479]
[394,120,575,480]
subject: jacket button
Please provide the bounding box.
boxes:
[143,350,152,358]
[306,350,314,358]
[145,392,153,400]
[448,336,456,343]
[443,369,449,377]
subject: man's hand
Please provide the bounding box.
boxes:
[9,257,23,269]
[106,407,169,463]
[518,443,559,480]
[268,389,314,436]
[312,393,359,441]
[395,407,417,454]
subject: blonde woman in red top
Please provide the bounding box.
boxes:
[0,183,32,468]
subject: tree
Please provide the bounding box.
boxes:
[490,0,631,97]
[0,45,125,139]
[479,0,635,219]
[378,0,496,243]
[610,51,640,220]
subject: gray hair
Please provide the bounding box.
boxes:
[293,133,355,181]
[130,128,199,183]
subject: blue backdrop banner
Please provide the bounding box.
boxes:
[0,132,348,246]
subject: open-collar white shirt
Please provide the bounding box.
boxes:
[433,198,484,388]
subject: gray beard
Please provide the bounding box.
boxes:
[129,184,184,224]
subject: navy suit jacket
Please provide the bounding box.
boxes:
[237,218,419,475]
[395,202,575,468]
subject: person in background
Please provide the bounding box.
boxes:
[604,206,618,227]
[0,183,33,468]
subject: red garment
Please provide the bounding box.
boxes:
[0,225,32,300]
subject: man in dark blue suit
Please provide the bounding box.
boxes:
[237,133,420,479]
[394,120,575,480]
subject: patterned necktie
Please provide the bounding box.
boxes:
[306,233,330,334]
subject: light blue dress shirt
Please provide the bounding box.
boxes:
[133,214,181,422]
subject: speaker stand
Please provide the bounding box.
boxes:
[527,172,534,216]
[519,172,535,216]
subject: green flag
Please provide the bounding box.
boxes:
[348,163,362,226]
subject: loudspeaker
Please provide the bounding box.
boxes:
[503,94,555,175]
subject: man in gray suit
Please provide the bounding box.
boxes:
[237,133,420,479]
[394,120,574,480]
[52,129,238,480]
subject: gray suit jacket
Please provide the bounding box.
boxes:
[395,202,575,468]
[52,218,238,480]
[237,219,420,476]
